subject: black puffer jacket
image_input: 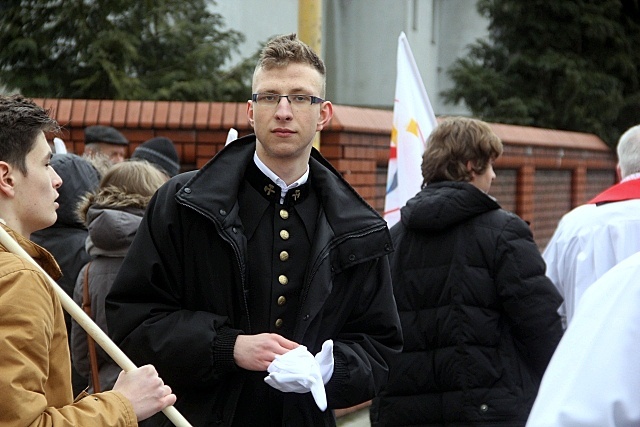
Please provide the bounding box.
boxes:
[371,181,563,427]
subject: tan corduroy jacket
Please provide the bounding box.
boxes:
[0,224,137,427]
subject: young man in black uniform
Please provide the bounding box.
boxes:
[106,34,402,426]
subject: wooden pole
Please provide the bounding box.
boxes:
[0,226,192,427]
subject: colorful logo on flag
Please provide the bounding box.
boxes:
[383,32,437,228]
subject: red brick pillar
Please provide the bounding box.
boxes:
[517,164,536,227]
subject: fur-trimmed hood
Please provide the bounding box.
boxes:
[77,186,150,256]
[76,186,151,225]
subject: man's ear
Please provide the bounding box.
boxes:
[246,100,255,128]
[0,161,16,197]
[466,160,477,181]
[316,101,333,132]
[466,160,474,172]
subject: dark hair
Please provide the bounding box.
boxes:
[421,117,503,187]
[0,95,59,175]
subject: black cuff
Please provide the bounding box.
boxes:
[213,327,243,374]
[327,348,349,388]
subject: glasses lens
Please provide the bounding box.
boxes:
[257,94,278,104]
[290,95,312,105]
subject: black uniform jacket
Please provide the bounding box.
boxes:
[106,134,402,426]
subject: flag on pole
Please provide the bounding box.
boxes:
[383,32,437,227]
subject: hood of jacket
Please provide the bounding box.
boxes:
[78,187,147,255]
[50,154,101,228]
[401,181,501,231]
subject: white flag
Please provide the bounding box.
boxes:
[225,127,238,145]
[53,137,67,154]
[383,32,437,228]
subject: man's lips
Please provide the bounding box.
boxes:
[272,128,295,137]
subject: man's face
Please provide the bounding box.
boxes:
[247,63,332,167]
[85,142,127,164]
[12,132,62,237]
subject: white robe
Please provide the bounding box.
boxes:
[526,250,640,427]
[543,198,640,326]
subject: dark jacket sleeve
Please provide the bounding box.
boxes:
[325,255,403,408]
[105,180,242,389]
[495,215,564,378]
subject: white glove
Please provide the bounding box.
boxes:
[264,340,334,411]
[315,339,334,385]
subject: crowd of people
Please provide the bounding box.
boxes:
[0,33,637,427]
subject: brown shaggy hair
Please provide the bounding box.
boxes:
[421,117,503,187]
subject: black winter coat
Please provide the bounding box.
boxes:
[106,135,403,427]
[370,181,563,427]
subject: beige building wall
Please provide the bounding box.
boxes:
[209,0,488,116]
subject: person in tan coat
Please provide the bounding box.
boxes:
[0,94,176,426]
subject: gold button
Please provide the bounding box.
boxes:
[278,275,288,285]
[279,251,289,261]
[280,209,289,220]
[279,230,289,240]
[275,318,283,328]
[277,296,286,306]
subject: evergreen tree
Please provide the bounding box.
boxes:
[0,0,252,101]
[443,0,640,147]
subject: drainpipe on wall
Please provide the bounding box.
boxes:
[298,0,323,151]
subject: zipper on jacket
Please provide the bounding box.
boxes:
[177,199,252,333]
[294,223,389,337]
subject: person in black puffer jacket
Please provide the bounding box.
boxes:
[370,117,563,427]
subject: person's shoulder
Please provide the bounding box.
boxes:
[556,200,640,238]
[0,252,56,308]
[0,251,41,275]
[477,208,535,242]
[477,206,523,228]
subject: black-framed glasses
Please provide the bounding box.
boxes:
[252,93,325,106]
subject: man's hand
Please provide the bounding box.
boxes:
[112,365,177,421]
[234,333,299,371]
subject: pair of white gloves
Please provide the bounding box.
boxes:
[264,339,334,411]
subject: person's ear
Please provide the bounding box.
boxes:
[316,101,333,132]
[247,100,255,128]
[466,160,477,181]
[466,160,474,172]
[0,161,15,198]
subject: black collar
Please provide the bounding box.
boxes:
[245,160,310,207]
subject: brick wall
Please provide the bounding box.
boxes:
[35,98,617,250]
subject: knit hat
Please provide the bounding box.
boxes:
[131,136,180,177]
[84,125,129,146]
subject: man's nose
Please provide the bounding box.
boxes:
[275,96,294,118]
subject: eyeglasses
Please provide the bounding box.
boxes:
[252,93,325,106]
